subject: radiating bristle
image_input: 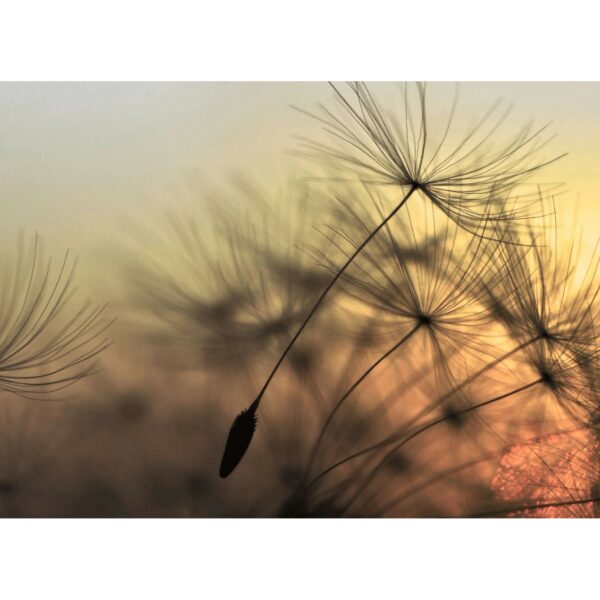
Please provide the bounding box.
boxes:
[219,406,258,478]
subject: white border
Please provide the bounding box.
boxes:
[0,519,597,599]
[0,0,598,80]
[0,2,598,598]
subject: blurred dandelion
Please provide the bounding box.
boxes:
[126,182,338,371]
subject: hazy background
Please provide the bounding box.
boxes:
[1,82,598,248]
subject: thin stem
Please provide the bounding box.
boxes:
[470,496,600,518]
[341,378,543,515]
[382,335,542,439]
[307,336,541,487]
[436,336,540,405]
[247,184,418,412]
[350,344,464,441]
[303,322,422,482]
[378,449,502,515]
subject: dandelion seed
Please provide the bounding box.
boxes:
[219,402,258,478]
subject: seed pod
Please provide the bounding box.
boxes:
[219,404,258,478]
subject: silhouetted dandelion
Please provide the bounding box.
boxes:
[313,316,600,515]
[485,218,600,360]
[301,196,505,480]
[86,82,599,519]
[275,200,600,516]
[0,234,111,399]
[220,82,563,478]
[296,82,563,232]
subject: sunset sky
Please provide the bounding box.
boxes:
[0,82,598,298]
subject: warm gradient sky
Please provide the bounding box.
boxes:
[0,83,597,521]
[1,82,599,292]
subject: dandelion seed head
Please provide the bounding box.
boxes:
[486,220,600,364]
[325,194,501,362]
[297,82,564,234]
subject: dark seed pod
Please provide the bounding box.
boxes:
[219,404,258,478]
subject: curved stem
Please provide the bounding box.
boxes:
[307,336,541,487]
[303,323,422,482]
[470,495,600,518]
[436,336,540,406]
[341,378,543,515]
[378,449,502,516]
[352,344,464,439]
[247,184,418,413]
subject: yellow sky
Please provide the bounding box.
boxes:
[0,82,598,298]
